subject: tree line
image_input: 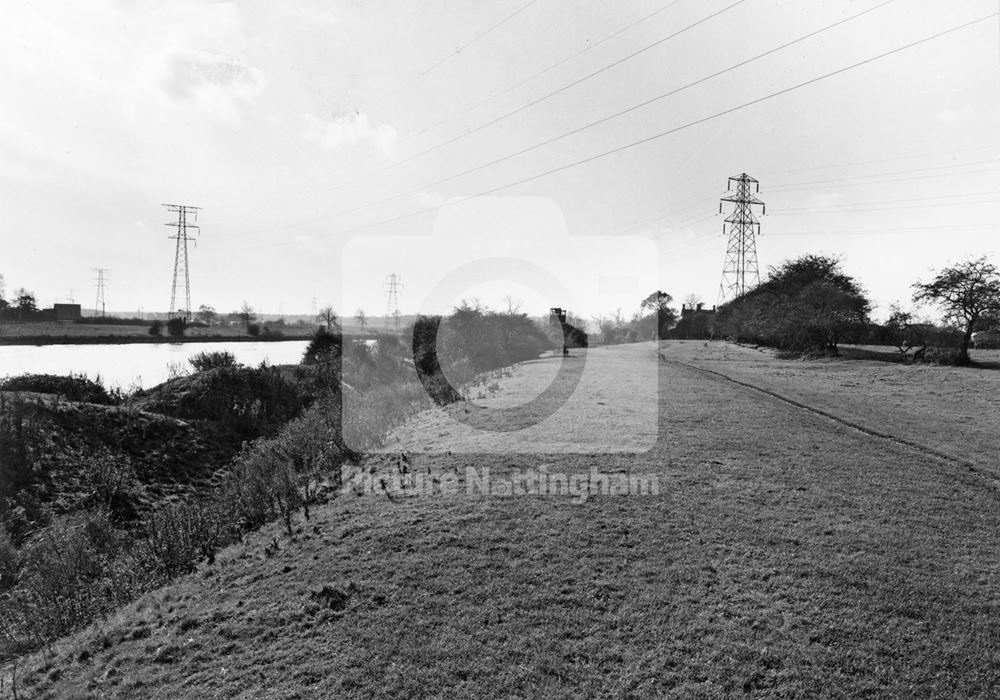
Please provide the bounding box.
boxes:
[702,254,1000,364]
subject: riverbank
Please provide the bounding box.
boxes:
[0,333,317,346]
[0,323,379,346]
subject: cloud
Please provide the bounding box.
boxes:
[303,111,397,155]
[148,46,266,123]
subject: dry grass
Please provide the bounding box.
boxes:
[4,341,1000,697]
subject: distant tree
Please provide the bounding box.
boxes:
[640,290,678,339]
[166,317,186,338]
[683,293,703,309]
[148,319,163,337]
[913,257,1000,364]
[196,304,217,325]
[14,289,36,313]
[354,309,367,330]
[239,301,256,330]
[317,306,340,330]
[247,323,261,337]
[593,309,627,345]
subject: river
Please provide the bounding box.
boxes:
[0,340,311,389]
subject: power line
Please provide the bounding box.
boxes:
[269,10,997,248]
[405,0,689,141]
[768,155,1000,190]
[304,0,895,225]
[767,165,1000,193]
[363,0,542,111]
[267,0,746,212]
[771,195,1000,215]
[759,142,1000,180]
[768,223,998,236]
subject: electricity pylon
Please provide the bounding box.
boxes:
[163,204,201,321]
[384,273,402,330]
[718,173,765,303]
[93,268,108,318]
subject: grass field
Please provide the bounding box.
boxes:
[4,340,1000,697]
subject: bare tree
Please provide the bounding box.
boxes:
[502,295,522,315]
[317,306,340,330]
[196,304,217,325]
[239,301,256,330]
[354,308,367,330]
[913,257,1000,363]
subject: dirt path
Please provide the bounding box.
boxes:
[10,341,1000,698]
[386,342,659,454]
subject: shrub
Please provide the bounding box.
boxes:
[0,373,116,405]
[9,510,134,644]
[0,523,18,592]
[80,450,141,522]
[189,350,238,372]
[145,365,304,438]
[148,320,163,336]
[303,327,342,365]
[717,255,870,354]
[247,323,261,337]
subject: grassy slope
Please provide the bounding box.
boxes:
[6,341,1000,697]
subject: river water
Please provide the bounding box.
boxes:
[0,340,311,389]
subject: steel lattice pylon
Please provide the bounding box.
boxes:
[718,173,765,303]
[163,204,201,322]
[384,273,402,330]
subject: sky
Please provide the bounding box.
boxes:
[1,0,999,324]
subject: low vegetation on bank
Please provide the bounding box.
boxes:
[0,307,564,660]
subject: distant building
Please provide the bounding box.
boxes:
[48,303,82,321]
[673,303,717,339]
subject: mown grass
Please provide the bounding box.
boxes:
[5,342,1000,697]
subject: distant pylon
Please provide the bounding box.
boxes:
[93,269,109,318]
[384,273,402,330]
[163,204,201,322]
[718,173,765,303]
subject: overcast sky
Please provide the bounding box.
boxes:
[2,0,998,322]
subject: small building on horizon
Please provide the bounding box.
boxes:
[48,303,82,321]
[673,303,717,339]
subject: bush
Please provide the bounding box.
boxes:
[166,317,187,338]
[148,320,163,336]
[247,323,261,337]
[303,327,342,365]
[80,450,141,522]
[0,373,116,405]
[189,350,238,372]
[7,510,135,644]
[145,365,305,438]
[0,524,18,592]
[717,255,870,354]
